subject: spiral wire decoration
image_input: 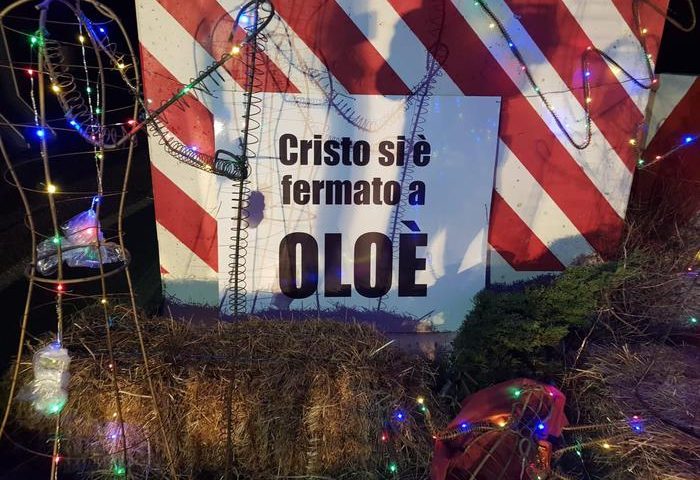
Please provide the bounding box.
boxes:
[222,0,274,320]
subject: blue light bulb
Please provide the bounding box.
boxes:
[99,27,105,33]
[536,422,545,430]
[684,136,693,144]
[36,128,45,138]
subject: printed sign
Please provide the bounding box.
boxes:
[217,93,500,331]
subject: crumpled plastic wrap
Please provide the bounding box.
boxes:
[31,343,71,416]
[36,208,124,275]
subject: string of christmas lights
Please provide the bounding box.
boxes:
[473,0,695,154]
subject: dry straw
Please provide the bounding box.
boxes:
[8,307,443,479]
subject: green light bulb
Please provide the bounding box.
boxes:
[691,317,698,324]
[113,464,126,476]
[95,107,102,114]
[388,462,398,474]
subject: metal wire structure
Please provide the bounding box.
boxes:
[222,0,275,320]
[0,0,263,477]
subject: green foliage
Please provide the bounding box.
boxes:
[451,262,622,390]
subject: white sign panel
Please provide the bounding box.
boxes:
[217,93,500,332]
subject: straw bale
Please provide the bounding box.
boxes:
[7,307,441,479]
[567,343,700,479]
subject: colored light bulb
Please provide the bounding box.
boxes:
[47,184,57,194]
[388,462,398,474]
[36,129,45,138]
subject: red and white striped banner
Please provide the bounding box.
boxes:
[135,0,670,314]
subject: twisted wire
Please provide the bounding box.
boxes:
[223,0,275,320]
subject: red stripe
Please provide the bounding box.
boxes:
[155,0,298,93]
[388,0,514,95]
[489,192,565,271]
[274,0,411,95]
[504,0,642,172]
[389,0,624,260]
[610,0,669,52]
[151,165,218,272]
[638,78,700,219]
[644,78,700,158]
[140,45,216,157]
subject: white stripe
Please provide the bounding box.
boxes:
[646,74,697,144]
[155,222,219,305]
[452,0,632,218]
[495,141,595,265]
[136,0,242,107]
[334,0,461,94]
[488,247,559,284]
[148,124,225,217]
[561,0,651,113]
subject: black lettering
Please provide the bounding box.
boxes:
[323,139,340,165]
[279,233,318,299]
[353,140,370,166]
[354,232,392,298]
[398,233,427,296]
[326,180,353,205]
[384,180,401,205]
[324,234,351,297]
[408,181,426,205]
[281,175,293,204]
[313,134,322,165]
[312,180,324,204]
[340,137,353,165]
[279,133,297,165]
[294,180,310,205]
[413,135,431,166]
[353,181,371,205]
[396,135,405,166]
[299,139,313,165]
[377,140,395,166]
[371,177,383,205]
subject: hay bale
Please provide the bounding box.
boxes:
[7,307,441,478]
[568,343,700,479]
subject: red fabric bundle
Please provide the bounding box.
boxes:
[431,379,568,480]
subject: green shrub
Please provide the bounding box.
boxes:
[451,262,621,390]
